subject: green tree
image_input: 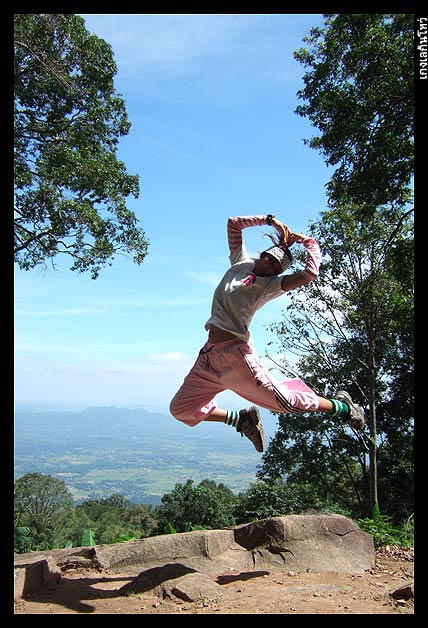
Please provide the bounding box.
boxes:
[155,480,236,533]
[234,478,336,524]
[259,13,414,523]
[74,493,157,544]
[261,206,413,520]
[14,526,34,554]
[69,508,94,547]
[121,504,157,538]
[294,14,414,214]
[198,478,236,503]
[14,472,74,549]
[14,14,149,279]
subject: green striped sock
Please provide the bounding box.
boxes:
[328,399,349,418]
[225,410,240,427]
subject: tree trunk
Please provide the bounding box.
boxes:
[368,360,378,515]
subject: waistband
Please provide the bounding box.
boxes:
[200,337,252,352]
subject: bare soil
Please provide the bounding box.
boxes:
[14,545,414,615]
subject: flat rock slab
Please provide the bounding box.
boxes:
[163,571,231,603]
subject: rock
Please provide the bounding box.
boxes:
[117,563,198,595]
[163,571,230,603]
[92,528,239,571]
[117,563,230,603]
[14,557,61,600]
[91,515,374,574]
[389,581,414,600]
[117,562,230,603]
[13,515,375,600]
[234,515,374,573]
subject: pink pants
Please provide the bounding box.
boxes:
[169,338,320,426]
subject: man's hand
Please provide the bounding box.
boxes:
[271,218,291,245]
[287,232,306,246]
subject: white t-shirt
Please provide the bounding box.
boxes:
[204,241,284,342]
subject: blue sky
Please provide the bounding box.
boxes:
[14,13,332,414]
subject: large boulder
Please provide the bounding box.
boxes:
[233,514,375,573]
[92,528,239,571]
[14,515,375,599]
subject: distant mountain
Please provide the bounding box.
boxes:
[15,405,183,437]
[15,404,277,443]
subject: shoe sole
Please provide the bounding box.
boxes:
[255,421,265,452]
[241,406,265,452]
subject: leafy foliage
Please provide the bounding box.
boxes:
[14,527,34,554]
[74,493,157,545]
[261,205,413,520]
[258,14,413,522]
[14,14,149,278]
[155,479,236,533]
[358,507,414,548]
[233,477,347,524]
[13,474,414,553]
[111,532,137,543]
[81,528,96,546]
[14,472,74,548]
[294,14,413,213]
[163,521,206,534]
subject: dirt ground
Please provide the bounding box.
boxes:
[14,545,414,615]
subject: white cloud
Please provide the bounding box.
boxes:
[147,352,185,362]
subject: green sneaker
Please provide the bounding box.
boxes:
[236,406,265,452]
[334,390,365,431]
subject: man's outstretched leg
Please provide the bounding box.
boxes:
[204,390,364,454]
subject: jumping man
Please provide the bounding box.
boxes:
[170,214,365,452]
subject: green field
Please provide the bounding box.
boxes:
[14,406,270,504]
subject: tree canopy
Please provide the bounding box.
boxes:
[294,14,414,213]
[14,14,149,278]
[262,206,413,520]
[14,472,74,547]
[259,14,414,520]
[155,479,236,533]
